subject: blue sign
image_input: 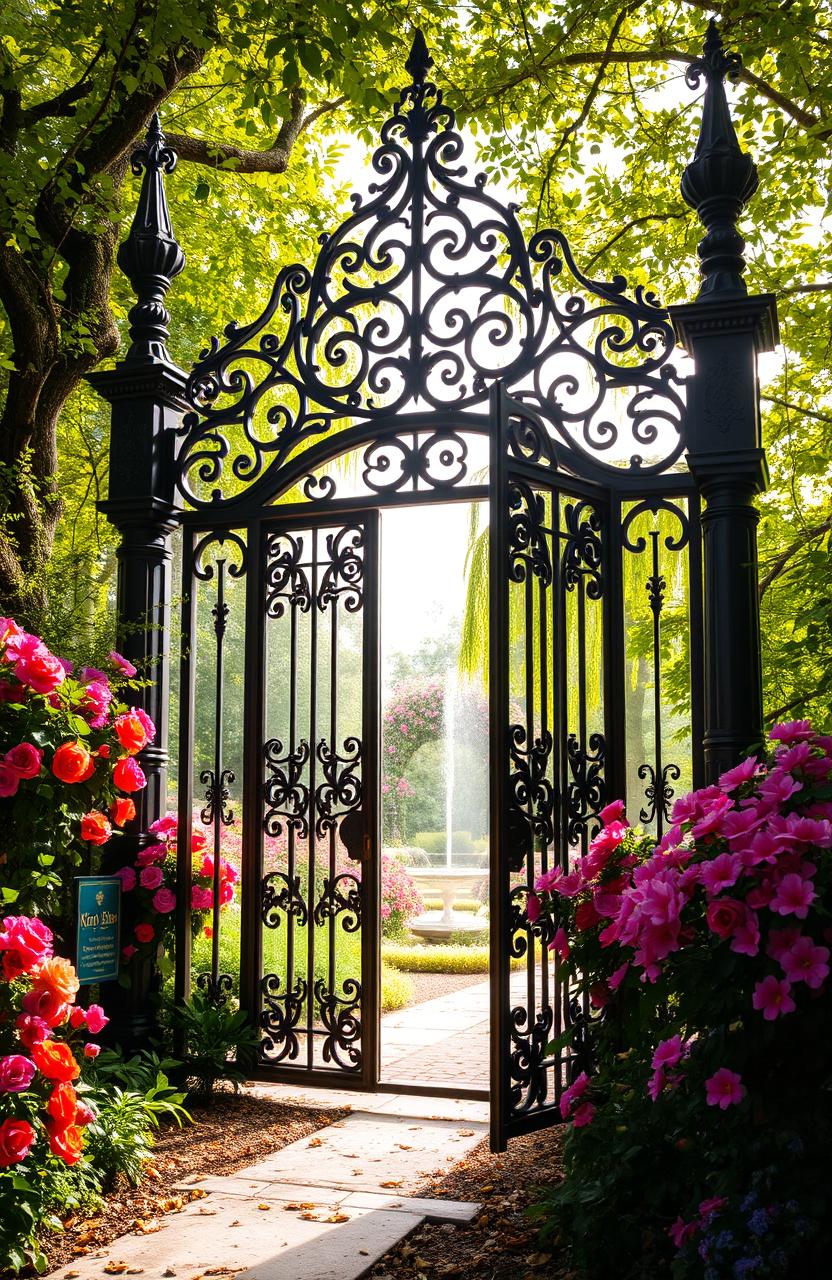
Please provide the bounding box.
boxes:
[75,877,122,984]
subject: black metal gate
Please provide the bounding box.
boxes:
[95,24,776,1147]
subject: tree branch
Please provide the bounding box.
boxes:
[761,395,832,427]
[765,679,832,724]
[584,208,688,269]
[759,513,832,597]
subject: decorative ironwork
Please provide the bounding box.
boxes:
[315,737,363,841]
[263,739,310,839]
[176,34,686,509]
[507,479,553,586]
[638,762,682,827]
[561,500,603,599]
[261,974,306,1064]
[507,1004,554,1116]
[314,977,362,1070]
[319,526,365,612]
[507,726,555,872]
[196,971,234,1007]
[565,732,606,845]
[261,871,308,930]
[265,531,312,617]
[200,766,235,827]
[313,873,362,932]
[362,430,470,494]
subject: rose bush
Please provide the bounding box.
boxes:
[114,814,239,973]
[0,617,150,925]
[0,914,107,1269]
[525,721,832,1279]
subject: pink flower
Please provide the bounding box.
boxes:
[559,1071,589,1120]
[113,755,146,793]
[152,887,176,914]
[669,1217,697,1248]
[109,650,137,677]
[718,756,760,791]
[705,897,747,940]
[648,1066,666,1101]
[651,1034,688,1072]
[767,926,801,962]
[0,914,53,979]
[699,852,742,896]
[16,648,66,694]
[149,815,178,838]
[4,743,43,779]
[0,763,19,798]
[770,872,816,919]
[0,1054,36,1092]
[122,944,137,960]
[15,1014,49,1050]
[83,1043,101,1059]
[139,865,164,890]
[114,865,136,892]
[729,911,760,957]
[84,1004,108,1034]
[776,742,812,772]
[752,975,795,1020]
[547,927,570,961]
[191,886,213,910]
[780,935,830,989]
[705,1068,745,1110]
[525,892,541,923]
[691,794,733,838]
[80,680,112,729]
[769,718,813,744]
[598,799,626,825]
[571,1101,595,1128]
[699,1197,727,1219]
[608,961,629,990]
[758,771,801,807]
[136,843,167,867]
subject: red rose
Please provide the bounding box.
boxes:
[52,741,94,785]
[98,743,111,759]
[45,1119,83,1165]
[114,710,150,755]
[111,797,136,827]
[0,1118,36,1167]
[113,756,146,793]
[31,1039,80,1082]
[20,986,68,1027]
[575,898,602,931]
[80,811,112,845]
[0,763,19,798]
[46,1082,78,1127]
[134,923,154,944]
[16,650,65,694]
[4,743,43,779]
[0,914,53,979]
[706,898,747,939]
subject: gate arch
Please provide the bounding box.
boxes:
[93,22,777,1150]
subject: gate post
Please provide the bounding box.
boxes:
[668,22,779,782]
[88,116,187,1047]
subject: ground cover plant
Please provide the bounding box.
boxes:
[524,720,832,1279]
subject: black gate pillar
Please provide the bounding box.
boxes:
[88,115,187,1047]
[668,22,779,782]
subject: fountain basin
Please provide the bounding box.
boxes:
[407,867,485,942]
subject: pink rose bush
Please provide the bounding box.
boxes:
[0,618,152,917]
[528,723,832,1278]
[114,814,239,965]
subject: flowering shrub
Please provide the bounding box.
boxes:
[382,678,445,841]
[0,617,151,920]
[114,814,239,971]
[526,721,832,1278]
[0,914,107,1269]
[379,853,423,938]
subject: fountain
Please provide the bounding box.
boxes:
[407,667,486,942]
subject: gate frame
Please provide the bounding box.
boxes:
[91,22,778,1139]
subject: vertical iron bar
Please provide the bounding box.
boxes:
[307,528,319,1071]
[603,492,627,821]
[210,559,226,988]
[649,531,665,839]
[328,545,338,1030]
[174,530,196,1035]
[523,501,536,1068]
[288,587,298,1002]
[239,520,264,1032]
[687,493,706,790]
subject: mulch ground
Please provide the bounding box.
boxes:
[22,1092,348,1280]
[369,1127,571,1280]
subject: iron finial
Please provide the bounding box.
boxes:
[117,112,185,363]
[405,29,433,85]
[681,20,758,298]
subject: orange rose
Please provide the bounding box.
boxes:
[52,741,94,785]
[32,1039,80,1082]
[46,1119,83,1165]
[111,797,136,827]
[114,711,149,755]
[33,956,80,1005]
[80,811,112,845]
[46,1082,78,1127]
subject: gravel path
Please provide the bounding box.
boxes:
[407,970,488,1006]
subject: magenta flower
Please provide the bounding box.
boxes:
[136,843,167,867]
[699,1197,727,1219]
[192,886,213,910]
[0,1054,36,1092]
[598,798,626,825]
[717,756,759,792]
[651,1034,688,1072]
[780,936,830,989]
[84,1004,109,1034]
[699,852,742,896]
[668,1217,697,1248]
[525,892,541,923]
[767,926,801,962]
[705,1068,745,1110]
[770,872,816,919]
[559,1071,589,1120]
[114,865,136,892]
[571,1101,595,1128]
[149,815,178,838]
[752,975,795,1020]
[109,650,138,677]
[691,794,733,838]
[769,718,814,744]
[152,887,176,914]
[139,865,164,890]
[608,961,628,990]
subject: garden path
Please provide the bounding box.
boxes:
[47,1084,487,1280]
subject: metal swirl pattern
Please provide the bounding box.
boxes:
[177,59,686,508]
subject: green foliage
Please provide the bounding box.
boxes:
[378,962,413,1010]
[0,1159,103,1275]
[84,1052,190,1188]
[175,991,260,1099]
[382,942,492,974]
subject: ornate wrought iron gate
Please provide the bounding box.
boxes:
[94,23,777,1149]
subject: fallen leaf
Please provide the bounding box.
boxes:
[256,1203,271,1211]
[325,1212,350,1223]
[103,1264,128,1275]
[308,1137,323,1147]
[525,1253,552,1267]
[64,1273,80,1278]
[127,1270,145,1275]
[191,1187,208,1197]
[230,1219,240,1227]
[395,1144,414,1151]
[380,1179,403,1188]
[163,1270,177,1277]
[457,1130,476,1137]
[351,1169,364,1176]
[300,1211,320,1221]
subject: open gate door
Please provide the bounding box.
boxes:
[243,510,381,1089]
[489,383,614,1151]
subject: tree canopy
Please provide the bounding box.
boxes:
[0,0,829,721]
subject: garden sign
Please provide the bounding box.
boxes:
[75,876,122,984]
